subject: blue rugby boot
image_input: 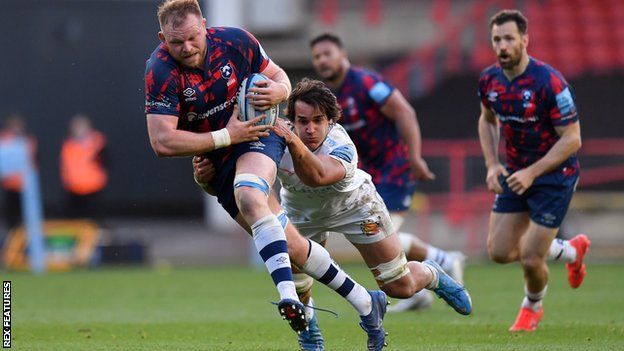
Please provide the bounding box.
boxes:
[359,290,388,351]
[423,259,472,315]
[278,298,308,334]
[297,298,324,351]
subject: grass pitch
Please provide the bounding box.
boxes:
[6,262,624,350]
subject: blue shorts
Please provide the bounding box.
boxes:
[209,132,286,218]
[375,182,417,212]
[493,170,579,228]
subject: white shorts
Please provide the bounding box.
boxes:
[286,181,396,245]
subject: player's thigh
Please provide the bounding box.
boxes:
[488,211,531,259]
[352,233,403,269]
[489,176,531,250]
[236,152,277,184]
[234,131,286,186]
[335,180,396,246]
[526,173,577,230]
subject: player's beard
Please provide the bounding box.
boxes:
[497,47,523,70]
[318,65,341,82]
[181,51,201,69]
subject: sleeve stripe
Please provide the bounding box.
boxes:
[368,82,393,104]
[329,145,355,163]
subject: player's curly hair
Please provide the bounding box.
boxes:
[490,9,528,34]
[285,78,342,123]
[157,0,203,29]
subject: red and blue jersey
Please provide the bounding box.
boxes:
[478,58,580,175]
[333,66,412,187]
[144,27,270,167]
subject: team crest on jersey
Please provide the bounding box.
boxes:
[220,63,233,79]
[360,218,382,236]
[487,91,498,102]
[522,90,533,101]
[183,87,197,102]
[347,97,358,116]
[522,90,534,108]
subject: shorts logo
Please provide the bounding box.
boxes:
[221,63,232,79]
[249,141,265,150]
[540,213,557,226]
[183,88,197,102]
[360,218,381,236]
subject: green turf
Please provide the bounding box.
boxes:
[4,262,624,350]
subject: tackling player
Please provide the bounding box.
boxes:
[195,79,472,351]
[477,9,590,331]
[309,33,466,312]
[145,0,388,340]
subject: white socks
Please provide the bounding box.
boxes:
[522,285,547,312]
[423,263,439,290]
[548,238,577,263]
[425,245,455,272]
[302,239,372,316]
[251,215,298,301]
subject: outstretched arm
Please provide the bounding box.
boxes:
[273,119,345,187]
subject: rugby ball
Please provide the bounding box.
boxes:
[237,73,279,126]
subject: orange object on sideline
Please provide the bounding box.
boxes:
[60,131,107,195]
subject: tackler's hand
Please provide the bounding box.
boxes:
[273,118,296,145]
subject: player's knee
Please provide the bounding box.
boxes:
[487,238,514,263]
[488,249,515,264]
[520,254,545,272]
[234,173,271,217]
[236,193,266,218]
[371,252,411,294]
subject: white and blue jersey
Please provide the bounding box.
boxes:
[278,124,395,244]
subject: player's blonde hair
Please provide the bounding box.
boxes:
[157,0,203,29]
[285,78,342,123]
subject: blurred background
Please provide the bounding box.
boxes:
[1,0,623,270]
